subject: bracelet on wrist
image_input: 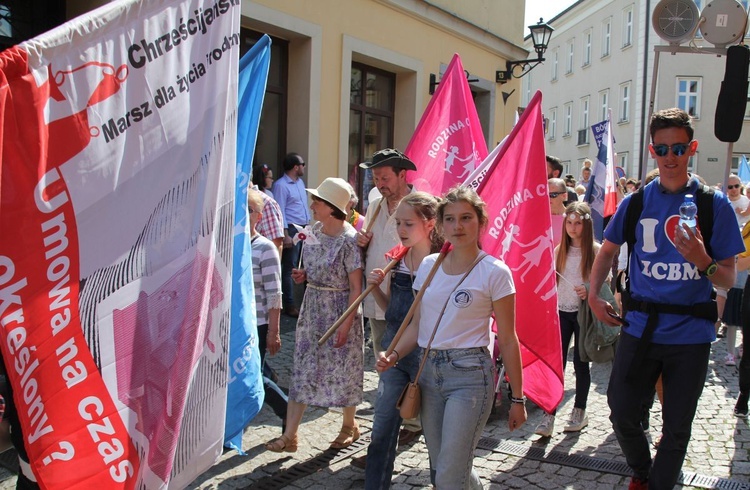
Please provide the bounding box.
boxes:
[392,349,400,363]
[508,393,527,405]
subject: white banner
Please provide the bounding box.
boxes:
[0,0,240,488]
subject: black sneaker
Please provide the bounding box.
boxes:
[735,392,749,418]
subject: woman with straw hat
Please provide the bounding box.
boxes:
[265,177,364,453]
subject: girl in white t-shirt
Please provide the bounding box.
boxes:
[377,186,526,489]
[535,201,599,438]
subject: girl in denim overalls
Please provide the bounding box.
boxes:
[362,192,442,489]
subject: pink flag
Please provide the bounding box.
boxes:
[405,54,488,195]
[476,91,563,413]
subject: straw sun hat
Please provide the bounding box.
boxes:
[306,177,351,216]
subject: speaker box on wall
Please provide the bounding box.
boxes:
[715,44,750,143]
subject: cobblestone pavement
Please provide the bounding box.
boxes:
[188,316,750,490]
[1,315,743,489]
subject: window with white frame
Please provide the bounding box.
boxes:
[566,39,574,74]
[551,49,558,81]
[602,17,612,57]
[731,155,742,173]
[583,30,592,66]
[549,107,557,140]
[622,5,634,47]
[676,77,701,118]
[580,96,590,129]
[578,97,590,145]
[618,152,629,176]
[619,82,630,122]
[564,102,572,137]
[599,89,609,121]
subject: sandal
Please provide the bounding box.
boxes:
[330,424,360,449]
[264,434,298,453]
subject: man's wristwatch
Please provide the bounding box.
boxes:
[699,259,718,277]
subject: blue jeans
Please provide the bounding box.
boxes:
[366,271,420,490]
[608,332,710,489]
[420,347,494,490]
[281,224,302,308]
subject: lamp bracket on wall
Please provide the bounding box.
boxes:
[495,18,554,84]
[429,70,479,95]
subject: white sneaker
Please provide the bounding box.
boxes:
[725,353,736,366]
[563,408,589,432]
[535,412,555,437]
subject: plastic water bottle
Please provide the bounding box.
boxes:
[679,194,697,238]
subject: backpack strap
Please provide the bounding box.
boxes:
[616,187,644,296]
[695,184,714,258]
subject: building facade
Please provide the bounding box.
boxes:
[524,0,750,187]
[239,0,528,205]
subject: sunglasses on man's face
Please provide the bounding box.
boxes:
[549,192,564,198]
[651,142,691,157]
[728,184,742,190]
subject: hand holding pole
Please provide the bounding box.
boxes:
[384,242,452,356]
[318,245,409,346]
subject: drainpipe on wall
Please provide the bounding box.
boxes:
[639,0,651,179]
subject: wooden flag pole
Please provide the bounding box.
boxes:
[318,253,404,346]
[362,200,381,234]
[384,243,451,356]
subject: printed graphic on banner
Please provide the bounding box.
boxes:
[475,91,564,413]
[405,53,488,195]
[0,0,241,488]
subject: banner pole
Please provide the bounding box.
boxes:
[384,244,450,356]
[318,253,404,346]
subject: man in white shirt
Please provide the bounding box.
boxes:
[357,149,419,448]
[358,149,417,352]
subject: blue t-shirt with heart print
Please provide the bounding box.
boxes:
[604,177,744,344]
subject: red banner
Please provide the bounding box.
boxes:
[0,47,139,489]
[476,91,563,413]
[405,53,488,195]
[0,0,239,487]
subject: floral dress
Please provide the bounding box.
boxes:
[289,221,364,407]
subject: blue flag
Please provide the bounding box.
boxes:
[585,114,617,241]
[224,35,271,452]
[740,155,750,184]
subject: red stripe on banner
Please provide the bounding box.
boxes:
[475,91,564,413]
[0,46,138,489]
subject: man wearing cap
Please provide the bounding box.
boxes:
[272,152,311,317]
[357,148,421,448]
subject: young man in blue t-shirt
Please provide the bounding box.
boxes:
[588,108,744,490]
